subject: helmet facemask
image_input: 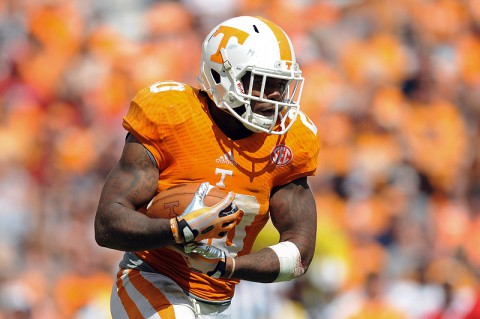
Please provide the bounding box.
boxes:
[234,65,304,134]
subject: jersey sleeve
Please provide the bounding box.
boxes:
[273,112,320,186]
[122,82,195,171]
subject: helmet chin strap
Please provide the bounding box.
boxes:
[240,106,275,133]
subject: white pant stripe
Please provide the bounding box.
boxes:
[110,269,230,318]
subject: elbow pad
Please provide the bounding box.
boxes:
[269,241,305,282]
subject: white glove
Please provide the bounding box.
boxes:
[169,243,230,278]
[170,182,240,244]
[188,243,232,278]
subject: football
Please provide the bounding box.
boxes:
[145,183,227,219]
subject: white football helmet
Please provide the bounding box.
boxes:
[199,16,304,135]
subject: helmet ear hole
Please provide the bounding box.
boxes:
[211,69,221,84]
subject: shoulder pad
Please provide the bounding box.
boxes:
[131,81,198,126]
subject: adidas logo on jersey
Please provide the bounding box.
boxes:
[215,152,237,166]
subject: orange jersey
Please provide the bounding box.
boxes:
[122,81,319,301]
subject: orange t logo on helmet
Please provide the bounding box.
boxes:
[209,26,249,64]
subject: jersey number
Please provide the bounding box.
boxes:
[149,81,185,93]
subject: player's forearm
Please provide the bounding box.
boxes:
[226,248,278,282]
[94,202,176,251]
[227,244,312,283]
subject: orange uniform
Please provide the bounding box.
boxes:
[121,81,319,302]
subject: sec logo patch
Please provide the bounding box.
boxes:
[270,145,293,166]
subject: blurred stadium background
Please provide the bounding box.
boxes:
[1,0,480,318]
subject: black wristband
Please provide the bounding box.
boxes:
[177,218,198,243]
[207,257,226,278]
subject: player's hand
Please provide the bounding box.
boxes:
[170,182,239,244]
[183,243,230,278]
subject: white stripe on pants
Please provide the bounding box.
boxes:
[110,269,231,319]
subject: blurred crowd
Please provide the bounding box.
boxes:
[1,0,480,318]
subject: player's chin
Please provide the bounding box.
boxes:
[252,105,276,117]
[256,111,275,118]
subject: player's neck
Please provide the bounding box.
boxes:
[207,99,254,140]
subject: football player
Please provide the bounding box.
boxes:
[95,15,320,319]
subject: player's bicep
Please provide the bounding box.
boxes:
[98,134,158,212]
[269,177,317,263]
